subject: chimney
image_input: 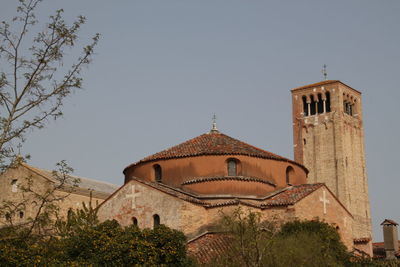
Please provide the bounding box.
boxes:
[381,219,399,259]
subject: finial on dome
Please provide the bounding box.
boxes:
[210,114,219,133]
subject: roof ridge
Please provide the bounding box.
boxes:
[23,163,118,188]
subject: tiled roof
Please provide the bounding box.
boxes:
[261,183,324,207]
[373,241,400,258]
[182,176,276,187]
[125,131,307,172]
[22,163,119,197]
[353,237,371,244]
[120,178,324,210]
[187,232,232,265]
[291,80,361,94]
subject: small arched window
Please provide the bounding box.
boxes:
[286,166,295,185]
[132,217,138,226]
[310,95,316,115]
[317,93,323,114]
[227,159,238,176]
[19,211,24,219]
[302,96,308,116]
[325,92,331,112]
[153,214,160,228]
[154,164,162,182]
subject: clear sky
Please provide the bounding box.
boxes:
[1,0,399,242]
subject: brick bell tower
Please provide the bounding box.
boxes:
[291,80,372,241]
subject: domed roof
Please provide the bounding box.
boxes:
[125,131,307,172]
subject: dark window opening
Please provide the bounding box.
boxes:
[154,165,162,182]
[153,214,160,228]
[132,217,138,226]
[317,94,324,114]
[344,101,353,116]
[310,95,316,115]
[227,159,237,176]
[303,138,306,145]
[302,96,308,116]
[286,166,295,185]
[325,92,331,112]
[19,211,24,219]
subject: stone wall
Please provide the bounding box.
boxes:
[0,164,106,226]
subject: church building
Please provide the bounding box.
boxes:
[97,80,373,257]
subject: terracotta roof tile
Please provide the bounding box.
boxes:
[353,237,371,244]
[373,241,400,258]
[261,183,324,207]
[119,179,323,210]
[125,131,307,172]
[187,232,232,264]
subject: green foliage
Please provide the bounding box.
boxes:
[210,208,373,267]
[0,203,192,266]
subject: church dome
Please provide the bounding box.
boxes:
[123,130,308,197]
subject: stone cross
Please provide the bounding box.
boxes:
[319,190,330,214]
[126,185,141,209]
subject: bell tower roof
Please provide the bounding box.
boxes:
[291,80,361,94]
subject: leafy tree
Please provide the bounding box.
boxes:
[211,208,352,267]
[0,0,99,171]
[0,202,194,266]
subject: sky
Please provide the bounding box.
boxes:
[1,0,399,242]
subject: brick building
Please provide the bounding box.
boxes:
[0,162,119,226]
[98,79,373,258]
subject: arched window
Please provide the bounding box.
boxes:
[19,211,24,219]
[286,166,295,185]
[310,95,316,115]
[302,96,308,116]
[317,94,323,114]
[154,164,162,182]
[227,158,238,176]
[325,92,331,112]
[153,214,160,228]
[132,217,138,226]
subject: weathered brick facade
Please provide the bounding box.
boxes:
[291,80,372,248]
[0,163,118,226]
[98,179,354,249]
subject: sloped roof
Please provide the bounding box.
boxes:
[381,219,398,226]
[187,232,232,264]
[373,241,400,258]
[110,178,325,210]
[261,183,323,206]
[22,163,119,197]
[124,131,307,172]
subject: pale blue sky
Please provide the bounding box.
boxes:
[1,0,399,241]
